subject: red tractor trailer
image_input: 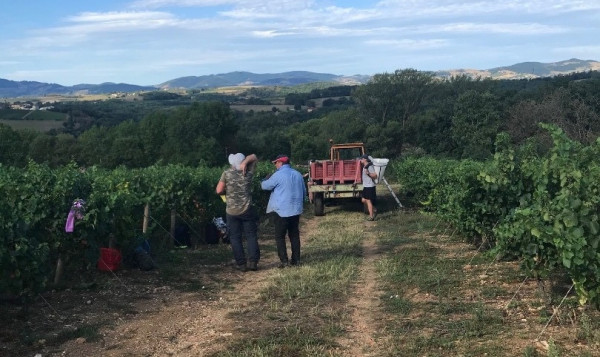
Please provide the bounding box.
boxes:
[307,142,391,216]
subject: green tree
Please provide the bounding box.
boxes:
[78,126,114,167]
[507,88,600,151]
[162,102,238,166]
[451,90,502,160]
[53,134,79,166]
[108,120,146,167]
[0,124,28,166]
[353,69,436,128]
[353,69,437,156]
[138,110,170,164]
[288,109,365,161]
[28,134,56,164]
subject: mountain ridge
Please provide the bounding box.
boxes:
[1,58,599,98]
[436,58,600,80]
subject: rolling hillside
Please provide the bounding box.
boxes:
[1,58,599,98]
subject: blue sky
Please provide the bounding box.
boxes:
[1,0,599,86]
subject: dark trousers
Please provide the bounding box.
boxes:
[227,209,259,266]
[273,213,301,264]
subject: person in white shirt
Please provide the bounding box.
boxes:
[359,154,378,221]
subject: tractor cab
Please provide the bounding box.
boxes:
[329,142,365,161]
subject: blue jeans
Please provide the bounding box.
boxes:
[272,213,301,264]
[227,208,259,266]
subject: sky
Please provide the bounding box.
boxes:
[1,0,599,86]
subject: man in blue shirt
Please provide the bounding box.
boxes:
[261,154,306,268]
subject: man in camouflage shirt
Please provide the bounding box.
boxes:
[216,153,259,272]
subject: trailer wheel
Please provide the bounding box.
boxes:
[314,193,325,216]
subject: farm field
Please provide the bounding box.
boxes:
[0,108,67,131]
[0,119,65,132]
[2,190,599,356]
[230,104,294,112]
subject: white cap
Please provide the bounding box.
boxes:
[228,153,245,170]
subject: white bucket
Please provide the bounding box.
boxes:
[370,157,389,184]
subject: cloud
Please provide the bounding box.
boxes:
[129,0,237,9]
[430,22,568,35]
[67,11,174,23]
[374,0,600,17]
[251,30,297,38]
[63,11,180,32]
[365,39,449,51]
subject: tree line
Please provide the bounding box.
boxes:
[1,69,600,168]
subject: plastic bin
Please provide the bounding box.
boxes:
[97,247,122,272]
[371,158,389,184]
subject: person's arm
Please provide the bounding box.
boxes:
[302,174,307,197]
[216,171,226,194]
[363,165,377,181]
[239,154,257,175]
[261,172,279,191]
[367,166,378,179]
[216,180,226,194]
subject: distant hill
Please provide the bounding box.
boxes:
[1,58,599,98]
[157,71,369,89]
[0,79,155,98]
[0,79,69,98]
[436,58,600,80]
[70,82,156,95]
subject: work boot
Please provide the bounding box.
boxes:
[247,261,258,271]
[234,263,247,272]
[278,261,289,269]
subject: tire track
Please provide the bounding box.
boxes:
[336,221,388,356]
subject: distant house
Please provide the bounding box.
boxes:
[10,103,32,110]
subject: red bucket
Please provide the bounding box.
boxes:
[98,248,122,271]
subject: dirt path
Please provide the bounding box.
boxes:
[54,218,328,356]
[56,254,280,356]
[336,220,387,356]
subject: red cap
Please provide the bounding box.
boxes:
[272,155,289,164]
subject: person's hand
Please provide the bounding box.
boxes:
[240,162,247,175]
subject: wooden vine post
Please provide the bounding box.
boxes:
[142,203,150,234]
[54,255,64,285]
[169,208,176,248]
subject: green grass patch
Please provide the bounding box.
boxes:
[372,210,512,356]
[216,210,365,355]
[215,326,336,357]
[263,256,359,302]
